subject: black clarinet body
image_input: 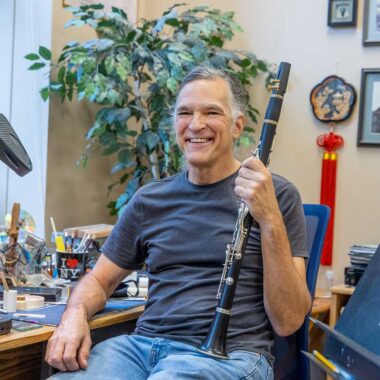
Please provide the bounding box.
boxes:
[198,62,291,359]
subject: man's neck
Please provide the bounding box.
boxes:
[187,159,241,185]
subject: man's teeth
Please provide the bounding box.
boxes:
[189,138,210,143]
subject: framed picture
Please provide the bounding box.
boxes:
[327,0,357,27]
[363,0,380,45]
[357,69,380,146]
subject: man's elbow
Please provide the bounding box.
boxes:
[273,317,305,337]
[273,297,312,337]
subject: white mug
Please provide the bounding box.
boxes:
[4,289,17,312]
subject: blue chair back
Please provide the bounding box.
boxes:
[272,204,330,380]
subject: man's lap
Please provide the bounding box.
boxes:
[49,334,273,380]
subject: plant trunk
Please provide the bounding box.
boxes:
[133,77,160,180]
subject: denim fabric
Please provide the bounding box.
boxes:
[50,334,273,380]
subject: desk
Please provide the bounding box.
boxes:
[329,284,355,327]
[0,304,144,380]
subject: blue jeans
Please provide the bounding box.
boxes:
[50,334,273,380]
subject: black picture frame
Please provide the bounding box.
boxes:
[362,0,380,46]
[357,69,380,147]
[328,0,357,27]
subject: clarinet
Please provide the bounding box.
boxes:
[198,62,291,359]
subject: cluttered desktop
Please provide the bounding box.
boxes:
[0,113,146,343]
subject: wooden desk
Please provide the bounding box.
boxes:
[0,304,144,380]
[329,284,355,327]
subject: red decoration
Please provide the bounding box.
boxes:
[317,130,343,265]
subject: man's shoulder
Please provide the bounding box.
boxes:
[272,172,292,188]
[272,173,300,197]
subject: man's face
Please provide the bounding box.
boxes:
[174,78,243,171]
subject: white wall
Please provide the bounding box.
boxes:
[0,0,52,237]
[142,0,380,287]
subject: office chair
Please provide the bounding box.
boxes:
[272,203,330,380]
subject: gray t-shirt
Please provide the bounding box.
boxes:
[102,170,308,363]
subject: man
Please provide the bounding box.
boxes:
[46,66,311,379]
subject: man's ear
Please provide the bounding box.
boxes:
[232,114,245,139]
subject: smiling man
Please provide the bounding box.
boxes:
[46,66,311,380]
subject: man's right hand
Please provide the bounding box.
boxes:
[45,308,92,372]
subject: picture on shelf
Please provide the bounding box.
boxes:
[328,0,357,27]
[357,69,380,146]
[363,0,380,45]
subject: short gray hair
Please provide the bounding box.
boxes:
[175,66,248,119]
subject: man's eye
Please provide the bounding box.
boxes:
[177,111,191,116]
[208,111,220,115]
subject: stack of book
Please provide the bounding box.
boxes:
[345,245,378,286]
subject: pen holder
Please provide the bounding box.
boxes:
[56,251,86,281]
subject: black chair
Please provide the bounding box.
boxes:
[272,204,330,380]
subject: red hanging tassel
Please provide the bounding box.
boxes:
[317,131,343,265]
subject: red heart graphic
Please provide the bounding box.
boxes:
[66,258,79,269]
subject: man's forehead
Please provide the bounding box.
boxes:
[177,78,230,105]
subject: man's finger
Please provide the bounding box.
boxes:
[238,166,265,181]
[234,185,251,200]
[46,336,69,372]
[77,334,92,369]
[62,342,81,372]
[241,156,265,170]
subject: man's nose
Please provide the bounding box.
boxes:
[189,113,206,131]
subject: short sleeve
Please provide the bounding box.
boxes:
[276,182,308,258]
[101,192,146,269]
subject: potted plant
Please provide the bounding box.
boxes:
[26,3,272,215]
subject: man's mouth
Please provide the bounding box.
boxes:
[186,138,212,143]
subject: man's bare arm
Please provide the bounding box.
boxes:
[45,254,132,372]
[260,217,311,336]
[235,157,311,336]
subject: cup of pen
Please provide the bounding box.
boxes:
[56,250,86,281]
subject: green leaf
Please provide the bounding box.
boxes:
[239,58,251,68]
[240,136,250,146]
[125,30,137,43]
[64,19,86,28]
[166,77,177,94]
[118,149,133,164]
[88,3,104,9]
[40,87,49,101]
[165,18,180,27]
[178,51,193,62]
[83,57,97,73]
[167,52,181,66]
[258,60,267,71]
[209,36,223,47]
[57,66,66,83]
[39,46,52,60]
[25,53,40,61]
[126,130,138,137]
[102,144,120,156]
[146,132,160,150]
[28,62,45,70]
[116,63,128,81]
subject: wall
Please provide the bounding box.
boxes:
[140,0,380,287]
